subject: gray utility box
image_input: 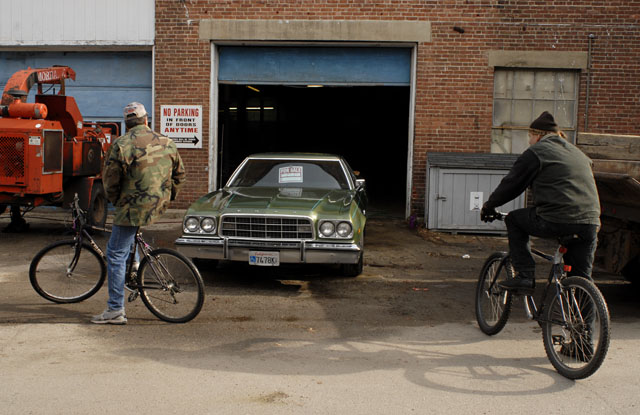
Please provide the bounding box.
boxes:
[426,152,525,233]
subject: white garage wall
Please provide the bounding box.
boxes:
[0,0,154,46]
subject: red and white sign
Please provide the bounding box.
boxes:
[160,105,202,149]
[279,166,303,183]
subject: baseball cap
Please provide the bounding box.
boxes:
[123,102,147,119]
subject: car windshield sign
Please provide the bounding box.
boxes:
[279,166,303,183]
[229,159,350,190]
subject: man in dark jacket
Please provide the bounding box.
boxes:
[481,111,601,293]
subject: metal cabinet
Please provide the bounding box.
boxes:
[426,153,525,233]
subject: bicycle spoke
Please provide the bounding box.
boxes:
[543,276,610,379]
[475,253,513,335]
[137,249,204,323]
[29,241,105,303]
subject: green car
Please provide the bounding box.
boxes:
[175,153,367,277]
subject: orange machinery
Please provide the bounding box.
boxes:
[0,66,118,231]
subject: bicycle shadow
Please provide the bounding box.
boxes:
[114,323,576,396]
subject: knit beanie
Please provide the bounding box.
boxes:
[529,111,558,132]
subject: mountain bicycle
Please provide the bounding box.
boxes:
[29,194,205,323]
[475,212,610,379]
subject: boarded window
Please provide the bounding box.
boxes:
[492,69,578,154]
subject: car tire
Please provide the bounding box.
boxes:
[193,258,219,272]
[341,252,363,278]
[621,255,640,288]
[342,229,364,278]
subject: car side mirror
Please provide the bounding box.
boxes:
[356,178,365,189]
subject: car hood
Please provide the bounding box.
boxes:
[189,187,356,216]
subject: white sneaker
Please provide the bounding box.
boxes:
[91,308,127,325]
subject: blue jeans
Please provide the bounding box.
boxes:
[505,207,599,279]
[106,225,138,311]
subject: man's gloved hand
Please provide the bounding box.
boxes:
[480,204,498,222]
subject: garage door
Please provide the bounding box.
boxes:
[218,46,411,86]
[0,51,152,126]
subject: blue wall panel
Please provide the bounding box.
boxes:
[0,51,152,123]
[218,47,411,86]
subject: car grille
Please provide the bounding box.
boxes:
[220,216,313,240]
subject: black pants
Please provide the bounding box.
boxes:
[505,207,599,279]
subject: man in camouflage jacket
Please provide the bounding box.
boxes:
[92,102,185,324]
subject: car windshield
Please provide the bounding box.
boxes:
[229,159,350,190]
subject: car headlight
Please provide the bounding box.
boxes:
[201,217,216,233]
[336,222,352,237]
[185,217,200,233]
[319,221,335,237]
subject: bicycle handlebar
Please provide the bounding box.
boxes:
[481,210,508,223]
[70,193,110,233]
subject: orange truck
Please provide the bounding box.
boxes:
[0,66,118,231]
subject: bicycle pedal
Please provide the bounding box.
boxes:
[128,291,139,302]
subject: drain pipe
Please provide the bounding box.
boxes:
[584,33,595,131]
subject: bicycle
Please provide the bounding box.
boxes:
[475,212,610,379]
[29,194,205,323]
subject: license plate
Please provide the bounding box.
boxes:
[249,251,280,266]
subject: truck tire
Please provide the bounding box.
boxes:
[87,183,108,229]
[621,255,640,287]
[0,204,6,216]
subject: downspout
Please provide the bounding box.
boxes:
[584,34,595,131]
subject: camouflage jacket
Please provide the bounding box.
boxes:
[102,125,186,226]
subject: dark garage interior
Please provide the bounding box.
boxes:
[218,84,410,217]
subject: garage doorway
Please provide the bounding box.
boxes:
[217,84,409,217]
[214,46,413,218]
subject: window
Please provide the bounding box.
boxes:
[492,69,578,154]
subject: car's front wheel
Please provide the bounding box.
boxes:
[342,232,364,277]
[341,252,363,277]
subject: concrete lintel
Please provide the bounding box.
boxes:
[199,19,431,43]
[488,50,588,70]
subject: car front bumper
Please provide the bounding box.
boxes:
[175,236,362,264]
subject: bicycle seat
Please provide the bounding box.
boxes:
[557,234,581,247]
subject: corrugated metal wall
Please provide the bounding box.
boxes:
[0,51,152,126]
[0,0,154,46]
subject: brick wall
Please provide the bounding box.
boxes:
[155,0,640,216]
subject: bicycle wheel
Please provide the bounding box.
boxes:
[542,276,610,379]
[138,248,204,323]
[29,240,106,303]
[475,252,514,335]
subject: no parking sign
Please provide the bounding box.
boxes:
[160,105,202,149]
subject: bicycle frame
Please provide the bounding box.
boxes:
[68,200,154,292]
[522,246,575,328]
[125,233,153,291]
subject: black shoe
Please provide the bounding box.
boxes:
[498,274,535,294]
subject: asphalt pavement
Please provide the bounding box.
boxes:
[1,209,639,414]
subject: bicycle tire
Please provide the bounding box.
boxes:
[29,240,106,303]
[475,252,514,335]
[542,276,610,379]
[137,248,204,323]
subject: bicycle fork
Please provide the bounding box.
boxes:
[127,240,182,305]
